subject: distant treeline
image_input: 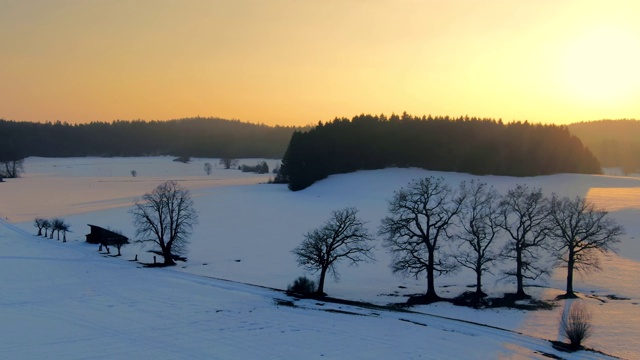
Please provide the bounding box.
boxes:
[567,119,640,174]
[0,117,305,159]
[280,113,601,191]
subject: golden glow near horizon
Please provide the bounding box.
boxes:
[1,0,639,126]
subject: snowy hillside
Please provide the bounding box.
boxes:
[1,157,638,359]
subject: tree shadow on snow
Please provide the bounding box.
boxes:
[400,291,556,311]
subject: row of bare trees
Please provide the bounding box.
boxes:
[33,217,71,242]
[293,177,623,301]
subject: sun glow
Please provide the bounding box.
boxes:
[561,26,640,105]
[2,1,640,124]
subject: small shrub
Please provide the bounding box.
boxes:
[287,276,316,296]
[560,301,593,350]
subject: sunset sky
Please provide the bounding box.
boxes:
[1,0,639,126]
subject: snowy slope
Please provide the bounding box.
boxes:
[0,219,615,360]
[1,157,639,359]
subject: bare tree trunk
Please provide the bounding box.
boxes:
[515,248,527,298]
[426,249,438,299]
[565,248,576,298]
[317,267,327,295]
[476,267,483,296]
[162,247,176,265]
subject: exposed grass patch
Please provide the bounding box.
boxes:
[399,291,556,310]
[274,299,296,307]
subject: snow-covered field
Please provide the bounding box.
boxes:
[1,157,639,359]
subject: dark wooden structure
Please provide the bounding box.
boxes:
[86,224,129,246]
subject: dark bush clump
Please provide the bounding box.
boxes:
[240,161,269,174]
[287,276,316,297]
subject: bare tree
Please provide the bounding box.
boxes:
[130,181,198,265]
[548,195,623,298]
[60,222,70,242]
[560,301,593,350]
[219,158,238,170]
[498,185,551,299]
[43,219,51,238]
[34,217,48,236]
[0,148,24,179]
[113,240,125,255]
[101,228,129,256]
[454,180,502,298]
[0,158,24,178]
[203,162,212,175]
[379,177,464,301]
[50,218,66,240]
[50,218,65,240]
[292,207,374,295]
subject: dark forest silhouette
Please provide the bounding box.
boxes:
[280,113,601,191]
[0,115,613,189]
[0,117,305,159]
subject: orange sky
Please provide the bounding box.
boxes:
[1,0,639,126]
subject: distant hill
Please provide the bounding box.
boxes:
[0,117,307,159]
[568,119,640,174]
